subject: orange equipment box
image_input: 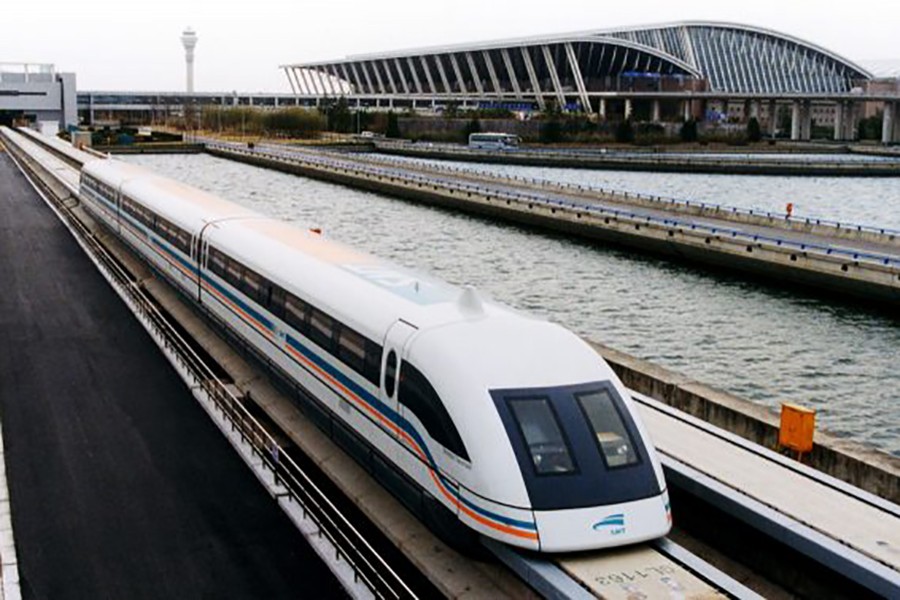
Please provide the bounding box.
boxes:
[779,403,816,454]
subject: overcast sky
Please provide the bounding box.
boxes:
[3,0,898,93]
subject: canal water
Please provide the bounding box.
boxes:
[126,153,900,456]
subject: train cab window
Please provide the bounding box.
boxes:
[507,397,576,476]
[384,351,397,398]
[398,362,469,461]
[576,389,640,469]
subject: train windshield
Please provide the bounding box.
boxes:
[576,389,639,469]
[507,397,576,475]
[493,382,659,510]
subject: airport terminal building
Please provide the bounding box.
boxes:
[282,21,875,114]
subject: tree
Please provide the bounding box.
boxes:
[746,117,762,142]
[680,118,698,142]
[858,113,883,141]
[539,118,563,143]
[615,118,635,143]
[463,118,482,138]
[385,111,401,138]
[324,97,353,133]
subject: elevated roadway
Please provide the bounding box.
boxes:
[373,140,900,176]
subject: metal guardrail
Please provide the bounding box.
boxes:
[358,146,900,239]
[372,140,900,172]
[3,129,414,600]
[207,142,900,270]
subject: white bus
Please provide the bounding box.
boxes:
[468,132,521,150]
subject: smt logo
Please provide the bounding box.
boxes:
[592,513,626,535]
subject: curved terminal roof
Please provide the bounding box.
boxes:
[282,21,873,105]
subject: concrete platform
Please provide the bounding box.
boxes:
[0,150,344,599]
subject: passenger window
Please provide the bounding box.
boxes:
[364,340,382,387]
[399,362,469,461]
[385,351,397,398]
[225,260,243,289]
[309,309,334,351]
[576,389,640,469]
[284,295,310,335]
[269,286,286,319]
[337,326,366,374]
[242,269,262,299]
[507,397,576,475]
[208,249,226,277]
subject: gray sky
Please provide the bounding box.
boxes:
[3,0,898,93]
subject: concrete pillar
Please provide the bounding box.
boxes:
[791,100,801,141]
[598,98,607,120]
[894,103,900,143]
[845,101,858,141]
[833,102,844,141]
[882,101,895,145]
[682,99,692,121]
[624,98,633,120]
[749,100,761,120]
[651,99,661,123]
[768,100,777,138]
[803,101,813,140]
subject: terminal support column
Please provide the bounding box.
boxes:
[651,99,661,123]
[767,100,777,138]
[624,99,633,120]
[801,101,812,141]
[834,102,844,141]
[682,99,692,122]
[791,100,801,140]
[598,98,607,120]
[882,101,895,145]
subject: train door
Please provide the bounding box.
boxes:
[380,320,418,436]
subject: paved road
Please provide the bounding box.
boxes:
[0,150,344,598]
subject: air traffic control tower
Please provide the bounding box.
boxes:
[0,63,77,132]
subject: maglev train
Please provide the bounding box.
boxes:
[78,157,671,553]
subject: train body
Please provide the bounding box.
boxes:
[78,157,671,552]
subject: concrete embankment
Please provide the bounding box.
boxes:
[385,156,900,248]
[374,142,900,177]
[206,145,900,306]
[591,341,900,504]
[95,142,205,154]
